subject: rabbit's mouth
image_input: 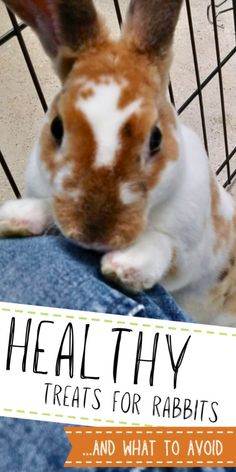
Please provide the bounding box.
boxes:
[55,216,144,253]
[63,229,138,254]
[67,237,112,254]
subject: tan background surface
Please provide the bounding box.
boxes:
[0,0,235,200]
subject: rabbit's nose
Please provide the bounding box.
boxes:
[85,221,106,243]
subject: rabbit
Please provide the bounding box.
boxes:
[0,0,236,327]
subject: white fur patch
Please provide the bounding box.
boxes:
[67,188,82,201]
[120,183,140,205]
[53,163,73,193]
[53,163,81,200]
[76,79,142,168]
[56,132,69,162]
[25,140,52,199]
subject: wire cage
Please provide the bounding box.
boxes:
[0,0,236,199]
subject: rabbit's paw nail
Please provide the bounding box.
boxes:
[101,252,155,292]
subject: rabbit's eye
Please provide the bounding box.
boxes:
[51,116,64,145]
[149,127,162,156]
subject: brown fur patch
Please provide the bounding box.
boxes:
[57,18,109,81]
[210,214,236,315]
[165,249,178,279]
[225,216,236,313]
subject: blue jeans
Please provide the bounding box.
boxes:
[0,236,232,472]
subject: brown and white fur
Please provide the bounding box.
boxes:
[0,0,236,326]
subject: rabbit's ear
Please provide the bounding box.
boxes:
[123,0,183,74]
[2,0,105,79]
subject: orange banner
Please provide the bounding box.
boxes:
[64,427,236,468]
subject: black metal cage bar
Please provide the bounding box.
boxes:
[1,0,236,197]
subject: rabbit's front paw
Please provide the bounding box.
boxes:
[0,198,53,237]
[101,250,158,292]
